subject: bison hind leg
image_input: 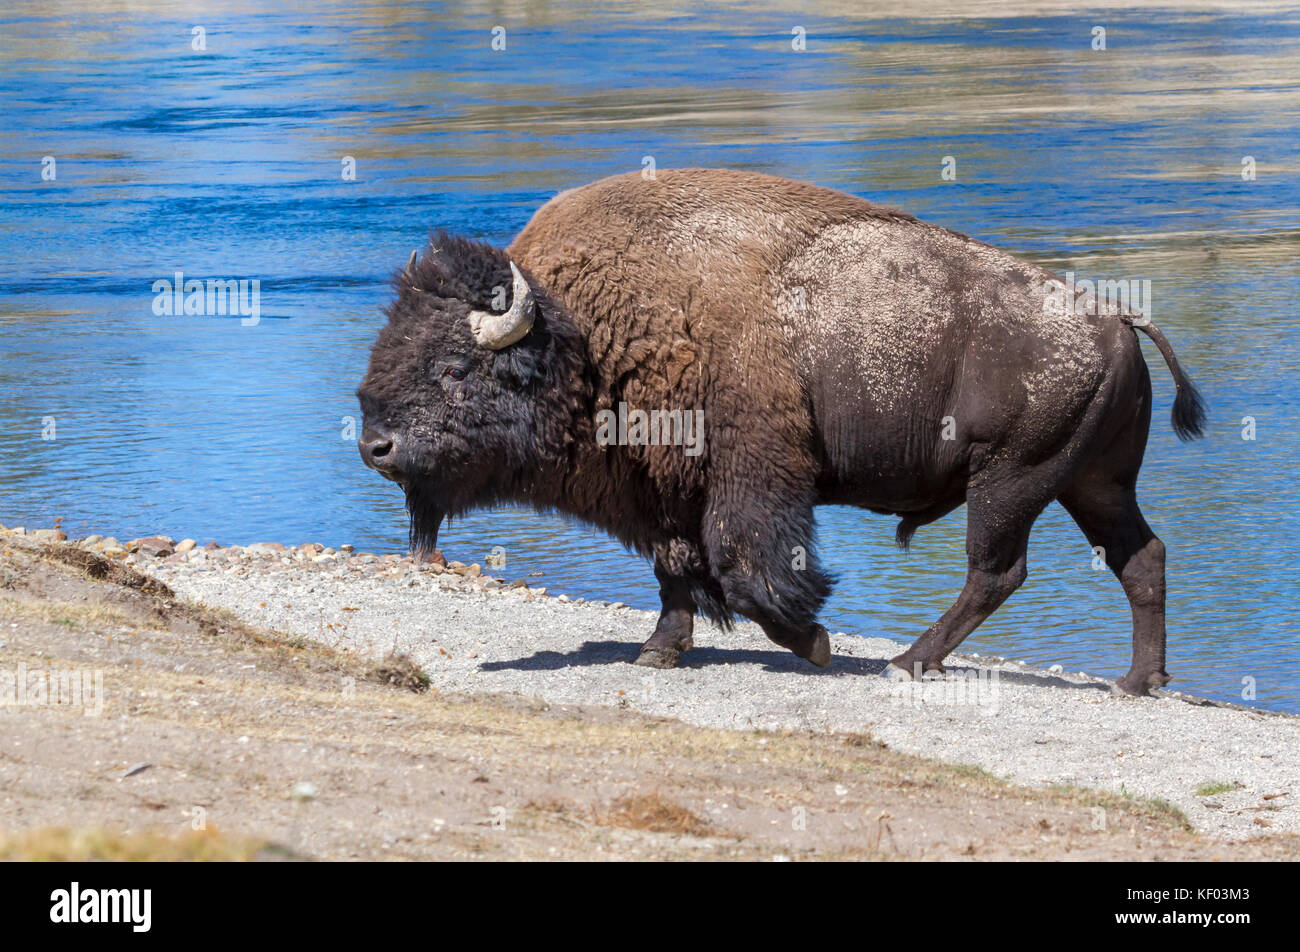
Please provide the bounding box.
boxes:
[1060,479,1170,697]
[888,468,1062,678]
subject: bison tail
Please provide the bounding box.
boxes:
[1134,320,1206,441]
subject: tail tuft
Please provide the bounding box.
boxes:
[1135,321,1206,441]
[1171,375,1207,441]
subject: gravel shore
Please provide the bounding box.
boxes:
[12,527,1295,841]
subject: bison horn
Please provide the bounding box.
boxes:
[403,249,425,291]
[467,261,535,350]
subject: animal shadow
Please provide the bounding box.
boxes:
[479,641,1116,693]
[479,640,891,676]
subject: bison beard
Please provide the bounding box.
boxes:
[359,168,1206,697]
[403,481,444,562]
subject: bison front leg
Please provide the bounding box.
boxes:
[634,559,698,669]
[703,485,833,668]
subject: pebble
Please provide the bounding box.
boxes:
[130,536,174,558]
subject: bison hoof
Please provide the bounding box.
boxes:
[634,646,681,669]
[885,656,945,680]
[1112,670,1171,697]
[804,627,832,668]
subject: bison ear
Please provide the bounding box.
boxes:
[466,261,536,350]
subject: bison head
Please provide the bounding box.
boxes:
[356,233,589,556]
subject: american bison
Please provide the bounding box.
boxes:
[357,169,1204,695]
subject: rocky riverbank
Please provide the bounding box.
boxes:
[5,523,1298,847]
[10,528,553,598]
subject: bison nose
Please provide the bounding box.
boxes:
[358,432,400,473]
[361,436,393,461]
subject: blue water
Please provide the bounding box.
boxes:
[2,3,1298,711]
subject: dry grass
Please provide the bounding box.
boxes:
[39,545,174,597]
[1046,783,1193,831]
[595,793,717,838]
[0,826,269,862]
[0,595,143,631]
[1197,781,1244,797]
[368,651,433,693]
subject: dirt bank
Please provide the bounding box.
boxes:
[0,531,1296,860]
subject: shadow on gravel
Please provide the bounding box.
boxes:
[480,640,888,676]
[479,642,1118,693]
[891,659,1113,694]
[981,669,1113,693]
[479,640,636,671]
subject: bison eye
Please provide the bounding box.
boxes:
[433,357,472,384]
